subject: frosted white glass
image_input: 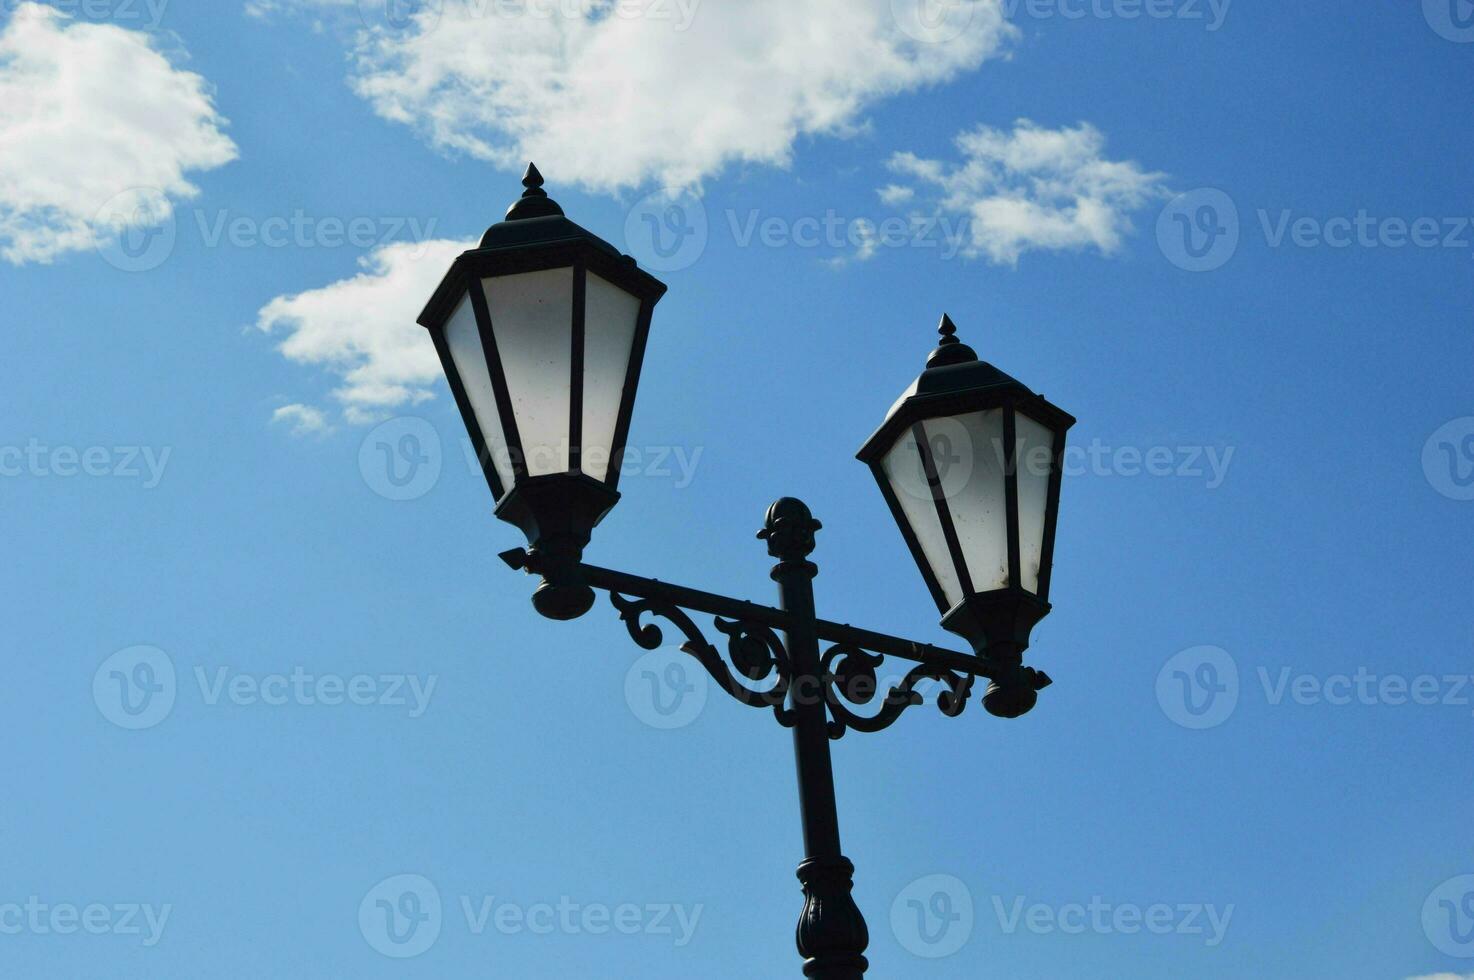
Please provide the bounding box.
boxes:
[881,426,964,607]
[483,269,574,476]
[931,409,1009,592]
[1015,412,1055,594]
[580,272,641,482]
[443,294,516,493]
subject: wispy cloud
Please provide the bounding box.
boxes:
[884,119,1169,265]
[271,403,334,436]
[255,239,474,427]
[265,0,1015,193]
[877,184,916,207]
[0,3,236,264]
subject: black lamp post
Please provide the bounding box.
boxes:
[417,166,1076,979]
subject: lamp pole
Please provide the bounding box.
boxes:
[764,498,870,980]
[420,166,1075,976]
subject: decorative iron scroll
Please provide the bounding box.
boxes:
[610,591,796,727]
[819,644,974,740]
[606,592,987,737]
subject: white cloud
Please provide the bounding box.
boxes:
[885,119,1168,265]
[334,0,1015,192]
[877,183,915,206]
[0,3,236,264]
[271,403,334,436]
[255,239,473,425]
[1406,974,1474,979]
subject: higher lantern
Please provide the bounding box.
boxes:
[858,315,1075,717]
[418,164,668,620]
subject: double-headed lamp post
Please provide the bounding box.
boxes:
[417,165,1076,978]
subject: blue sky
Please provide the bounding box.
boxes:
[2,1,1472,977]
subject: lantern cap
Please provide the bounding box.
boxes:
[476,162,622,255]
[856,314,1074,464]
[926,314,978,368]
[418,164,665,332]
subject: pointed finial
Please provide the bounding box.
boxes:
[504,162,565,221]
[522,162,546,196]
[925,313,978,368]
[937,313,960,345]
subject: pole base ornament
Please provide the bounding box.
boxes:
[795,856,869,980]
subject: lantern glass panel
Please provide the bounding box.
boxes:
[579,271,642,482]
[443,294,516,492]
[1015,411,1056,594]
[483,268,574,477]
[880,425,964,606]
[932,409,1009,594]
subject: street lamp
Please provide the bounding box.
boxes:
[418,162,667,621]
[417,167,1075,979]
[857,315,1074,718]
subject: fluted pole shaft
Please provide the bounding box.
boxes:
[760,498,869,979]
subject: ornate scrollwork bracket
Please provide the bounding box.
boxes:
[602,591,1016,739]
[503,547,1051,738]
[609,591,797,728]
[819,644,975,740]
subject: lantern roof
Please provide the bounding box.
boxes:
[417,163,665,331]
[475,162,625,256]
[857,315,1075,464]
